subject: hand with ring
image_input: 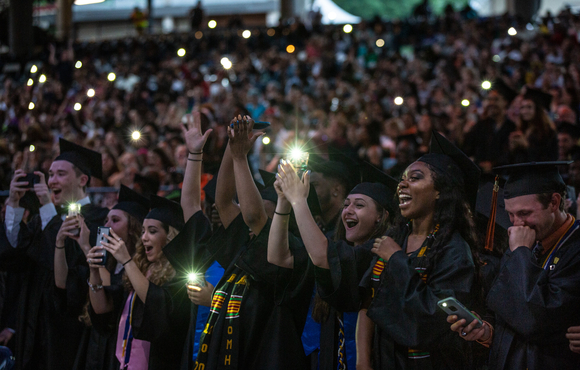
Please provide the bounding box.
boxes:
[99,228,131,265]
[447,312,490,342]
[87,246,106,269]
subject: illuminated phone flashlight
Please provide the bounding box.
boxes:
[442,302,448,307]
[481,80,492,90]
[285,147,309,178]
[68,203,81,236]
[131,130,141,141]
[187,272,205,292]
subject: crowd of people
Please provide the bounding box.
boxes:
[0,3,580,370]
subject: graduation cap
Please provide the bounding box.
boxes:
[112,185,150,222]
[354,162,399,215]
[55,138,103,180]
[259,169,322,216]
[418,131,481,209]
[490,78,518,105]
[146,195,185,231]
[494,161,571,199]
[476,181,511,230]
[522,88,552,112]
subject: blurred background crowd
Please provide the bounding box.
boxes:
[3,3,580,215]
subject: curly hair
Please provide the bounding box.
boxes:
[123,223,178,291]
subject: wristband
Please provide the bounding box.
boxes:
[189,151,203,155]
[55,245,65,249]
[275,211,291,216]
[188,158,203,162]
[122,257,133,266]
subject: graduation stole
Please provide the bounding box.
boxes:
[121,291,137,367]
[194,272,249,369]
[541,218,579,271]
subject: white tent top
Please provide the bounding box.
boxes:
[311,0,361,24]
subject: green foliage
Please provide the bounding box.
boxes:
[332,0,470,20]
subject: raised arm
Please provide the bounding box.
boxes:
[180,111,212,221]
[215,118,240,229]
[228,116,268,235]
[86,246,114,314]
[277,161,329,268]
[267,175,293,268]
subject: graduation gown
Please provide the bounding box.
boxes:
[194,214,312,370]
[486,222,580,370]
[0,203,107,370]
[162,210,215,370]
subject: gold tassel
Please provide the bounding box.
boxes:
[485,176,499,252]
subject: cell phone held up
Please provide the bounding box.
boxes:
[22,173,40,188]
[95,227,110,266]
[437,297,483,328]
[66,203,81,236]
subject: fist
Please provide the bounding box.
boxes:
[507,226,536,252]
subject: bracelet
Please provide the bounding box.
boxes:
[55,245,65,249]
[188,158,203,162]
[87,279,103,293]
[275,211,291,216]
[189,151,203,155]
[122,257,133,266]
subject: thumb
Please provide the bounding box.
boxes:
[202,128,213,141]
[249,132,264,146]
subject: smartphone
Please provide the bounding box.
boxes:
[437,297,482,328]
[22,173,40,188]
[67,203,81,236]
[187,272,206,292]
[94,227,110,266]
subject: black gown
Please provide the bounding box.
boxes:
[486,221,580,370]
[317,231,476,370]
[0,203,108,370]
[161,210,215,370]
[194,213,313,370]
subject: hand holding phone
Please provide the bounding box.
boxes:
[437,297,482,328]
[94,227,110,266]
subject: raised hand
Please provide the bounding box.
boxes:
[187,280,215,307]
[55,216,80,249]
[371,236,402,262]
[32,171,51,206]
[86,246,106,268]
[182,111,213,154]
[227,115,264,160]
[100,228,131,265]
[276,160,310,205]
[7,170,29,208]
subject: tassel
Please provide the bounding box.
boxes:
[484,176,499,252]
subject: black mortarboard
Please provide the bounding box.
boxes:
[557,122,580,139]
[203,175,217,204]
[134,173,161,195]
[494,161,571,199]
[146,195,185,231]
[354,162,399,214]
[55,138,103,180]
[476,181,511,230]
[490,78,518,105]
[259,169,322,216]
[523,88,552,112]
[418,131,481,209]
[113,185,150,222]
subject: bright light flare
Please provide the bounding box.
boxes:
[481,80,492,90]
[74,103,82,111]
[208,20,217,29]
[343,24,353,33]
[28,102,35,110]
[27,79,34,86]
[75,61,82,69]
[107,72,116,81]
[262,136,271,145]
[461,99,470,107]
[508,27,517,36]
[242,30,251,39]
[376,39,385,47]
[492,55,501,62]
[29,145,35,152]
[394,96,404,106]
[286,45,295,53]
[131,130,141,141]
[220,57,232,70]
[177,48,186,57]
[39,74,47,83]
[30,65,38,74]
[87,88,95,97]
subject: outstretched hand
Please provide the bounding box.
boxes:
[276,160,310,205]
[227,115,264,159]
[371,236,402,262]
[182,111,212,154]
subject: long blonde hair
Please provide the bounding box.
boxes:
[123,223,178,291]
